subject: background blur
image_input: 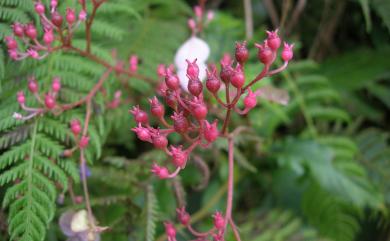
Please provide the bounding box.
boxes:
[0,0,389,241]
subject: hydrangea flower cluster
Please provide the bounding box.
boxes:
[5,0,87,60]
[131,29,293,240]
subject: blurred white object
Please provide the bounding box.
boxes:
[174,36,210,90]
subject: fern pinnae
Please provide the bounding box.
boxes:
[146,184,158,241]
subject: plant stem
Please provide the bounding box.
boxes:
[225,137,234,224]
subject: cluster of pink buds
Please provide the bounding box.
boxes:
[131,28,293,240]
[188,3,214,35]
[62,119,89,157]
[13,76,64,121]
[5,1,87,60]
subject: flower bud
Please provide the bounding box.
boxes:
[12,23,24,37]
[165,69,180,90]
[171,112,189,133]
[50,0,58,9]
[235,41,249,64]
[266,29,281,50]
[186,59,199,80]
[188,18,196,32]
[132,124,152,142]
[70,119,82,136]
[28,78,39,93]
[164,222,177,238]
[43,29,54,45]
[151,132,168,149]
[176,207,190,226]
[151,164,169,179]
[5,37,17,50]
[52,11,63,27]
[207,11,214,21]
[45,94,56,109]
[24,23,37,39]
[231,65,245,88]
[17,91,25,105]
[206,66,221,93]
[149,97,165,118]
[27,49,39,59]
[129,55,138,72]
[203,120,219,142]
[35,2,45,15]
[169,146,188,169]
[8,50,18,60]
[243,89,257,110]
[78,10,87,21]
[190,98,208,120]
[255,43,273,64]
[52,77,61,92]
[79,136,89,149]
[220,61,233,83]
[66,8,76,25]
[281,42,294,62]
[188,78,203,96]
[157,64,166,77]
[130,106,149,124]
[165,90,177,109]
[213,212,225,230]
[194,5,202,18]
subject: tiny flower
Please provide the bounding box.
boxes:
[187,78,203,96]
[281,42,294,62]
[12,112,23,120]
[206,65,221,93]
[165,90,177,109]
[176,207,190,226]
[130,105,149,124]
[157,64,166,77]
[50,0,58,9]
[24,23,38,39]
[28,78,39,93]
[266,29,281,50]
[43,29,54,45]
[220,59,233,83]
[243,89,257,110]
[231,64,245,89]
[151,131,168,149]
[79,135,89,149]
[66,8,76,25]
[51,11,63,27]
[70,119,82,136]
[171,112,189,133]
[78,10,87,21]
[235,41,249,64]
[169,145,188,169]
[207,11,214,21]
[149,96,165,118]
[188,18,196,32]
[12,23,24,37]
[132,124,152,142]
[44,94,56,109]
[51,77,61,92]
[8,49,18,60]
[5,36,18,50]
[129,55,138,72]
[34,2,45,15]
[220,53,232,67]
[164,222,177,239]
[186,59,199,80]
[213,212,225,230]
[165,68,180,90]
[189,98,208,120]
[151,164,170,179]
[17,91,25,105]
[255,42,273,64]
[203,120,219,142]
[194,5,203,18]
[27,49,39,59]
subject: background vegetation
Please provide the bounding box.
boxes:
[0,0,389,240]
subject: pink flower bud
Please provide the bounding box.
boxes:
[24,23,37,39]
[171,112,189,133]
[78,10,87,21]
[17,91,25,105]
[266,29,281,50]
[220,59,233,83]
[165,68,180,90]
[206,65,221,93]
[164,222,177,238]
[220,53,232,67]
[12,23,24,37]
[27,49,39,59]
[281,42,294,62]
[132,124,152,142]
[255,42,273,64]
[207,11,214,21]
[34,2,45,15]
[79,135,89,149]
[243,89,257,110]
[186,59,199,80]
[151,164,170,179]
[52,11,63,27]
[169,146,188,169]
[70,119,82,136]
[66,8,76,25]
[43,29,54,45]
[194,5,203,18]
[213,212,225,230]
[8,49,18,60]
[28,78,39,93]
[129,55,138,72]
[165,90,177,109]
[235,41,249,64]
[151,131,168,149]
[231,65,245,88]
[188,78,203,96]
[130,106,149,124]
[188,18,196,31]
[203,120,219,142]
[5,37,18,50]
[157,64,166,77]
[149,96,165,118]
[50,0,57,9]
[51,77,61,92]
[189,98,208,120]
[45,94,56,109]
[176,207,190,226]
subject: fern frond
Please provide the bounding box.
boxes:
[146,184,158,241]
